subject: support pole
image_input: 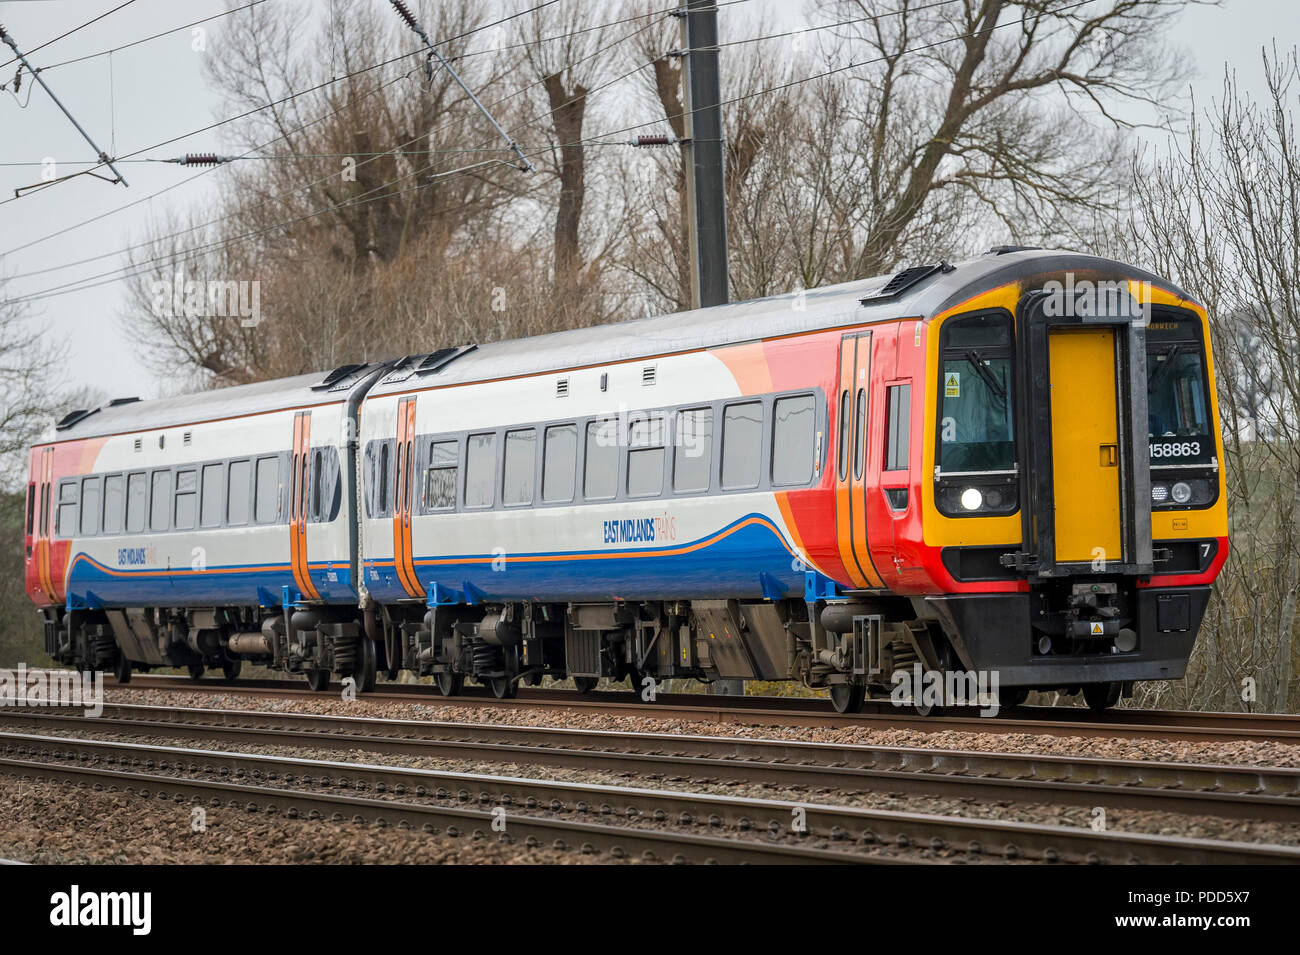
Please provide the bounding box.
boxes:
[0,22,128,189]
[679,0,728,309]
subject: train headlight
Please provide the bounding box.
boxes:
[1171,481,1193,504]
[959,487,983,511]
[1151,485,1169,503]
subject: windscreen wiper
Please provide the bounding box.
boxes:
[965,350,1007,399]
[1147,344,1185,395]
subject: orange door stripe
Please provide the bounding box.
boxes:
[392,398,423,597]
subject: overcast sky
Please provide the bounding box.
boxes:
[1,0,1297,404]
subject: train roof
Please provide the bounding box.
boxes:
[42,363,385,443]
[44,248,1190,443]
[363,247,1188,396]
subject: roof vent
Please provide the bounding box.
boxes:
[416,343,477,377]
[314,363,367,391]
[54,408,97,431]
[642,365,657,386]
[859,262,954,304]
[555,377,569,398]
[108,396,141,407]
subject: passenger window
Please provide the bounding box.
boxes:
[378,443,390,514]
[425,440,458,510]
[772,394,816,486]
[465,432,496,508]
[56,482,77,537]
[542,424,577,503]
[673,408,712,493]
[721,402,762,490]
[227,460,251,525]
[126,472,147,532]
[150,470,170,531]
[854,388,866,479]
[837,391,850,481]
[312,450,323,519]
[584,419,618,501]
[885,384,911,471]
[25,484,34,536]
[503,429,536,506]
[79,477,101,536]
[255,456,279,523]
[627,415,665,498]
[102,474,124,535]
[174,469,197,529]
[200,463,223,527]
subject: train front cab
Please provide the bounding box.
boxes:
[920,277,1229,705]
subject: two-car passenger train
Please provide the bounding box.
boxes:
[24,248,1229,712]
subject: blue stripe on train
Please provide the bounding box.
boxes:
[64,555,355,608]
[64,515,813,607]
[364,513,806,603]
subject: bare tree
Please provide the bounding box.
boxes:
[1122,46,1300,713]
[0,289,62,487]
[815,0,1206,275]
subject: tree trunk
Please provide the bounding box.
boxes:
[542,72,588,285]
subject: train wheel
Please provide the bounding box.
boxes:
[187,665,205,681]
[113,654,132,685]
[829,683,865,714]
[435,670,464,696]
[488,676,517,700]
[222,658,242,681]
[572,676,598,694]
[305,669,330,692]
[1082,681,1121,713]
[357,638,377,694]
[382,626,401,681]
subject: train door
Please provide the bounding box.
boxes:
[1047,329,1123,564]
[880,323,914,557]
[28,448,56,604]
[290,412,320,599]
[834,332,883,588]
[1016,290,1152,576]
[392,396,423,598]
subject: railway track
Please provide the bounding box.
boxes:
[2,728,1296,865]
[110,673,1300,744]
[3,703,1299,824]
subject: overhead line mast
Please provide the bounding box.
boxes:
[387,0,536,173]
[0,22,129,195]
[676,0,729,309]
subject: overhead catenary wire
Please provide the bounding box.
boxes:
[4,0,1074,305]
[16,0,268,74]
[387,0,537,172]
[0,0,137,71]
[1,2,674,280]
[0,0,569,208]
[0,0,674,216]
[4,159,522,307]
[0,21,130,192]
[525,0,1099,158]
[0,0,592,248]
[2,44,660,300]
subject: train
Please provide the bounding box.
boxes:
[24,248,1229,712]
